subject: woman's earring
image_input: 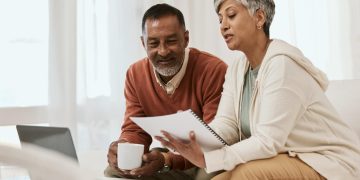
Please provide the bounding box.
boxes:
[257,25,262,30]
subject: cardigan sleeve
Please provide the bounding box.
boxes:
[205,56,308,172]
[209,58,243,146]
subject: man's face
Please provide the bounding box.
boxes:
[141,15,189,78]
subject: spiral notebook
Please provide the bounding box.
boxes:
[130,109,228,152]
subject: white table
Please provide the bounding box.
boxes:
[0,148,129,180]
[0,164,29,180]
[0,165,130,180]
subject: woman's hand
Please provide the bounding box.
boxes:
[155,130,206,168]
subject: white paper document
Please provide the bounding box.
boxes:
[130,109,227,152]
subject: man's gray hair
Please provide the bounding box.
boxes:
[214,0,275,37]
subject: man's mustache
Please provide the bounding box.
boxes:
[155,55,175,61]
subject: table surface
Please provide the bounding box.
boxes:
[0,164,131,180]
[0,148,134,180]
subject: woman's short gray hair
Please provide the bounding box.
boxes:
[214,0,275,37]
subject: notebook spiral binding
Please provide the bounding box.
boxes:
[189,110,228,145]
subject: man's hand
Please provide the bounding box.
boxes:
[129,150,165,177]
[107,140,120,169]
[107,141,165,178]
[107,140,138,178]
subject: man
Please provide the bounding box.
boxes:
[105,3,227,179]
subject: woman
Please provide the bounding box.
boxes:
[156,0,360,179]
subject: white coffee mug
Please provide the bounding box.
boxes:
[117,143,144,170]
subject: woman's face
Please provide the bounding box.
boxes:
[217,0,258,51]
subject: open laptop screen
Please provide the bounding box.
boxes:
[16,125,78,161]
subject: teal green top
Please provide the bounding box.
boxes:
[240,66,259,138]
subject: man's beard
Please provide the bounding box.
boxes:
[153,61,182,77]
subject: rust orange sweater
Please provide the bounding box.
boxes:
[120,48,227,170]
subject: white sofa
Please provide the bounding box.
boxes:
[326,79,360,137]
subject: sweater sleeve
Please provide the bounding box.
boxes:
[205,56,307,172]
[200,60,228,123]
[120,67,152,152]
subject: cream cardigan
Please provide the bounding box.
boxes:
[205,39,360,180]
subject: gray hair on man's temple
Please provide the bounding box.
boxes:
[213,0,275,37]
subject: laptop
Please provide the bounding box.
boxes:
[16,125,78,161]
[16,125,124,180]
